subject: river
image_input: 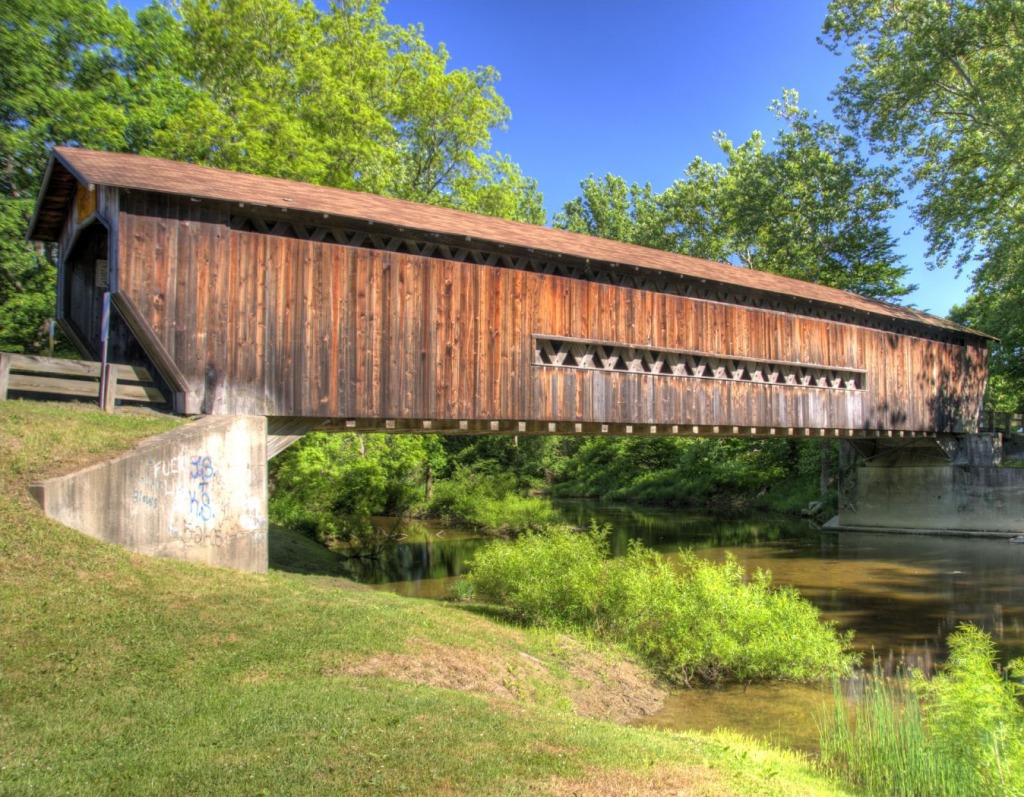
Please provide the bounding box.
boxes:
[332,500,1024,749]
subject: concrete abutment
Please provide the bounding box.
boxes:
[30,415,268,572]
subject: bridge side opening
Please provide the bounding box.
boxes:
[58,220,174,409]
[60,222,108,359]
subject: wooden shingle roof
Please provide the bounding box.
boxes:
[29,146,989,340]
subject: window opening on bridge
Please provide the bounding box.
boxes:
[533,336,867,391]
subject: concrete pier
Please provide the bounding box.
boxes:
[837,435,1024,536]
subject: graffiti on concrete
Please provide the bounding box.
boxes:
[130,451,265,549]
[188,454,215,522]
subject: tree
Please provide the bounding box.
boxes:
[0,0,134,199]
[553,174,669,249]
[269,432,443,552]
[822,0,1024,273]
[949,248,1024,410]
[0,199,56,353]
[0,0,544,352]
[0,0,135,352]
[144,0,544,220]
[555,93,911,302]
[706,94,910,299]
[822,0,1024,404]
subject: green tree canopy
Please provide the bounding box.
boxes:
[555,93,911,302]
[0,0,543,352]
[823,0,1024,405]
[2,0,543,216]
[0,0,135,199]
[0,199,55,353]
[554,175,668,250]
[152,0,543,219]
[823,0,1024,274]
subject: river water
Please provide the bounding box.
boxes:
[334,500,1024,749]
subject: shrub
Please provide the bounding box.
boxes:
[600,547,855,685]
[917,624,1024,796]
[468,525,607,625]
[420,468,560,534]
[468,526,855,686]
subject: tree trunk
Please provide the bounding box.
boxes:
[819,439,831,496]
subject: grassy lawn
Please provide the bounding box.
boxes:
[0,401,855,797]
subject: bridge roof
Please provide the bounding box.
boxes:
[30,146,989,340]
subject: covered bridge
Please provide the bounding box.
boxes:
[28,147,989,443]
[20,147,1009,572]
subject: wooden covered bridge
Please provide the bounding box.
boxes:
[17,147,1009,572]
[27,147,990,448]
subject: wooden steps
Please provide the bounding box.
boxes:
[0,352,166,411]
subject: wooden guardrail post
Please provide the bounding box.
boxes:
[102,362,117,412]
[0,352,10,401]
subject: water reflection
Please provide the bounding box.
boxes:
[332,501,1024,663]
[298,500,1024,748]
[332,519,491,599]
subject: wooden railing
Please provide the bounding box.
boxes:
[0,352,165,411]
[978,410,1024,434]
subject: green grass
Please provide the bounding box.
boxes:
[0,400,855,797]
[267,521,347,575]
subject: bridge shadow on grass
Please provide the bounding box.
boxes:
[267,523,349,577]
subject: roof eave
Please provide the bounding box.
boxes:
[25,152,59,242]
[26,147,97,243]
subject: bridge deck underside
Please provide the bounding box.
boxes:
[265,416,940,460]
[267,415,940,440]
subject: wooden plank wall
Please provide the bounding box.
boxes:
[117,192,987,432]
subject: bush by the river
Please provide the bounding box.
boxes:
[416,467,560,535]
[820,624,1024,797]
[465,525,856,686]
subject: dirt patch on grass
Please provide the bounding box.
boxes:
[560,643,665,723]
[332,636,665,723]
[542,764,735,797]
[333,640,545,701]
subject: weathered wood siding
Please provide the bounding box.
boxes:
[117,192,987,432]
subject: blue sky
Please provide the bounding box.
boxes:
[115,0,969,316]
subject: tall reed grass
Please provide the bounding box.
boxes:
[818,624,1024,797]
[819,672,967,796]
